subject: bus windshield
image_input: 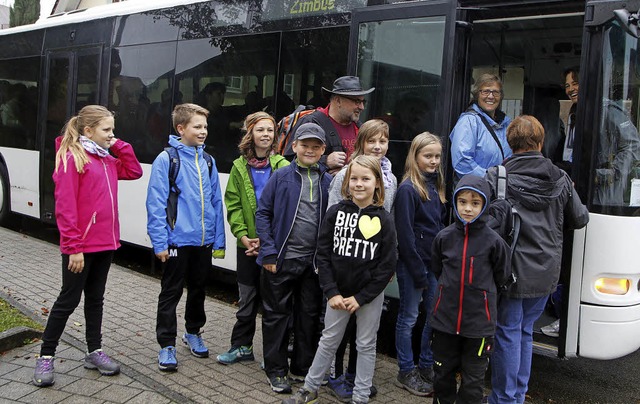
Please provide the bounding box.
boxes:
[591,20,640,215]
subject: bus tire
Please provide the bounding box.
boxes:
[0,162,15,227]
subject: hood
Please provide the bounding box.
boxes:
[504,153,567,212]
[55,136,63,152]
[453,174,490,224]
[168,134,204,156]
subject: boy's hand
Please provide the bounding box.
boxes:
[68,253,84,273]
[263,263,277,273]
[212,249,225,259]
[329,295,347,311]
[241,236,260,256]
[156,250,169,263]
[343,296,360,313]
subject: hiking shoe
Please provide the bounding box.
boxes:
[282,387,318,403]
[33,356,55,387]
[418,366,434,384]
[182,332,209,358]
[395,368,433,396]
[289,372,306,383]
[216,345,254,364]
[158,346,178,371]
[328,374,352,402]
[541,319,560,338]
[344,372,377,398]
[84,349,120,375]
[268,374,292,394]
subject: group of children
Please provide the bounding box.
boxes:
[32,100,580,404]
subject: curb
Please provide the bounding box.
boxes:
[0,326,42,353]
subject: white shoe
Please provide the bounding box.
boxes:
[541,319,560,337]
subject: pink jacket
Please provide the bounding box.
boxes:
[53,138,143,254]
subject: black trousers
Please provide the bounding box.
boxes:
[261,255,322,377]
[156,245,211,348]
[432,329,493,404]
[230,247,262,348]
[41,251,114,356]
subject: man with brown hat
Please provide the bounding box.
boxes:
[284,76,375,174]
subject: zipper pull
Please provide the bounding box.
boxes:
[92,212,97,224]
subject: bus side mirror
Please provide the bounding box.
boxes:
[614,8,640,38]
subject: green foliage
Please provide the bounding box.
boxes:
[0,297,43,333]
[10,0,40,28]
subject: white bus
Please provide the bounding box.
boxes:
[0,0,639,360]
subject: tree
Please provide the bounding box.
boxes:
[10,0,40,28]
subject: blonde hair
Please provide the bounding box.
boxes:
[55,105,113,173]
[341,155,385,207]
[172,103,209,132]
[403,132,446,203]
[352,119,389,160]
[237,111,277,160]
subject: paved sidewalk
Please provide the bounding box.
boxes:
[0,227,423,403]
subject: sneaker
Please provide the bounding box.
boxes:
[541,319,560,338]
[289,372,306,383]
[158,346,178,371]
[418,366,434,384]
[216,345,254,365]
[33,356,55,387]
[282,387,318,403]
[328,375,352,402]
[84,349,121,376]
[344,372,377,398]
[182,332,209,358]
[395,368,433,397]
[268,374,292,394]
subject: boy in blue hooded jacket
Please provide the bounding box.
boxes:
[430,174,511,404]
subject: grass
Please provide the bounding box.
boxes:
[0,297,43,333]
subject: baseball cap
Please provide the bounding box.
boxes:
[294,122,326,144]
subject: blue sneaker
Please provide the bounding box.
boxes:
[327,375,352,402]
[216,345,254,365]
[182,332,209,358]
[33,356,55,387]
[158,346,178,371]
[345,372,377,397]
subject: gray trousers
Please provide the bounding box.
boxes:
[304,293,384,402]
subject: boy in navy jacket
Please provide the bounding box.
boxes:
[256,122,332,394]
[430,174,511,404]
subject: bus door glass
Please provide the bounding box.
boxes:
[41,49,101,222]
[349,1,457,181]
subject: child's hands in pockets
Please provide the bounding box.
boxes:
[329,295,347,311]
[343,296,360,314]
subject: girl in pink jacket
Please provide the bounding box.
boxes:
[33,105,142,387]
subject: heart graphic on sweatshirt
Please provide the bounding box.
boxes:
[358,215,381,240]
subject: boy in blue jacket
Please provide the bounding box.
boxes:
[430,174,511,404]
[146,103,225,372]
[256,122,332,394]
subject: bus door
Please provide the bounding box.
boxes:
[40,47,102,222]
[566,0,640,360]
[348,0,459,183]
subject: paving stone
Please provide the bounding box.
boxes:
[19,387,72,404]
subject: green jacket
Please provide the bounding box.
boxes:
[225,154,289,248]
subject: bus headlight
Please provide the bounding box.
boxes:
[594,278,630,295]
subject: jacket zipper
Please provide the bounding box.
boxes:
[82,212,97,240]
[484,291,491,321]
[102,161,117,248]
[457,224,469,334]
[196,151,205,246]
[278,168,304,260]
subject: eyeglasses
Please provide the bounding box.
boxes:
[341,96,367,106]
[479,89,502,97]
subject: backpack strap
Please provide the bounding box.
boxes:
[466,106,505,160]
[496,164,507,200]
[203,151,213,178]
[164,147,181,195]
[495,164,520,257]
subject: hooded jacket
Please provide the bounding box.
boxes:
[316,200,398,306]
[225,154,289,248]
[430,175,511,338]
[450,103,513,178]
[486,152,589,298]
[54,137,143,255]
[146,135,225,253]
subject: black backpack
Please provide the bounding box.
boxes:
[164,146,214,230]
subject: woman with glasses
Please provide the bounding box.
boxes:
[449,74,512,180]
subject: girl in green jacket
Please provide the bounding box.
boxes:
[216,111,289,365]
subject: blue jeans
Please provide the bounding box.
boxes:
[489,295,549,404]
[395,261,437,373]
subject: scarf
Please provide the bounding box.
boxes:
[380,156,393,188]
[246,153,272,169]
[80,136,109,158]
